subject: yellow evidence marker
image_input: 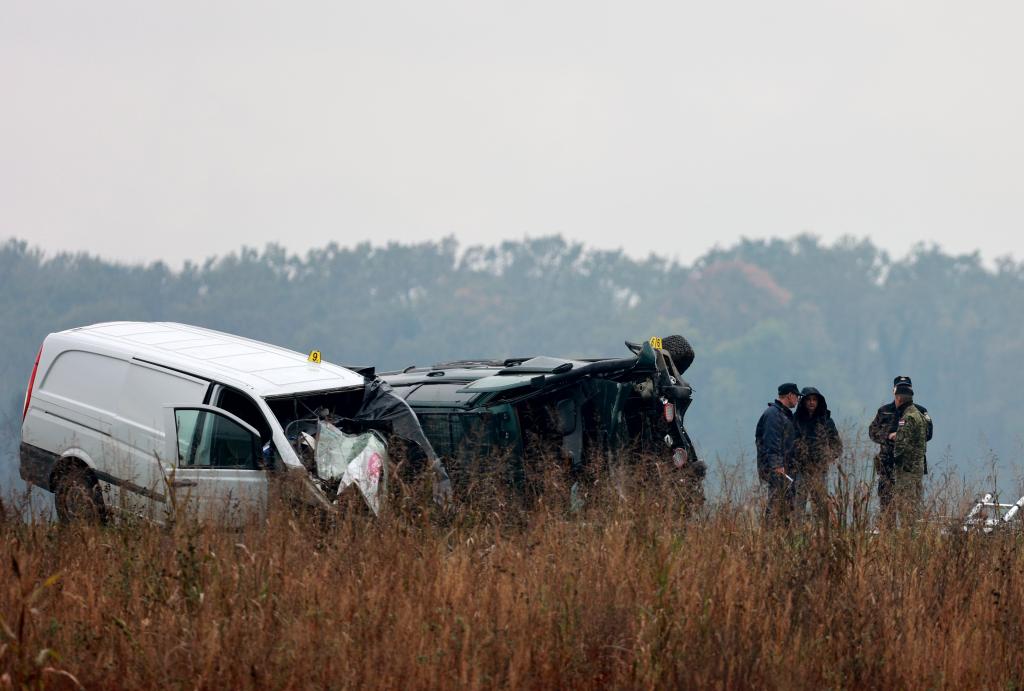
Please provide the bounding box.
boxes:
[648,336,663,350]
[308,350,322,364]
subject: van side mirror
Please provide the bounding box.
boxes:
[260,441,283,471]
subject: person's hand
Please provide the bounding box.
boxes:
[888,432,897,441]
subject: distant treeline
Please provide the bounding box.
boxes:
[2,235,1022,489]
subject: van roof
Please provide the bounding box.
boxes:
[60,322,365,396]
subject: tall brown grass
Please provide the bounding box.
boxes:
[2,459,1023,689]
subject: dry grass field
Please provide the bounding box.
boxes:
[2,462,1023,689]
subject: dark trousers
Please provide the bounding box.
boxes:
[794,467,830,522]
[877,467,895,513]
[879,466,923,527]
[763,473,794,526]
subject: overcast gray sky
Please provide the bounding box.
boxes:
[2,1,1022,265]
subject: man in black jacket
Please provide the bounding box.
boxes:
[869,375,933,514]
[755,382,800,524]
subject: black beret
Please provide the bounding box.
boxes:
[895,383,914,397]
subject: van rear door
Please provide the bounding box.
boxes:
[163,405,268,525]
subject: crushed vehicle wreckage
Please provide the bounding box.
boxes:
[277,378,452,515]
[381,335,706,510]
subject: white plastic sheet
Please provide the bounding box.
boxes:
[315,422,388,516]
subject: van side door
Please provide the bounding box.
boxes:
[163,405,269,525]
[115,361,209,520]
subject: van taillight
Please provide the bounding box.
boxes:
[22,344,42,421]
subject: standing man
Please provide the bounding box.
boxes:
[886,381,927,524]
[869,376,933,515]
[756,383,800,524]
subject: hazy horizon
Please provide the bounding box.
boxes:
[0,231,1016,272]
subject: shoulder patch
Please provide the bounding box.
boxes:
[898,419,906,426]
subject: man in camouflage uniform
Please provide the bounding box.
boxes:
[869,375,933,515]
[876,380,928,525]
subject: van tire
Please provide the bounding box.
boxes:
[54,463,106,524]
[661,335,695,374]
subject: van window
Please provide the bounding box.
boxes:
[417,412,493,459]
[216,387,272,442]
[120,363,207,431]
[416,413,456,457]
[175,409,257,469]
[40,350,128,414]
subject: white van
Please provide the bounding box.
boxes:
[18,322,444,523]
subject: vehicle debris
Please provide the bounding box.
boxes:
[961,492,1024,532]
[311,424,388,515]
[382,335,705,512]
[280,378,453,512]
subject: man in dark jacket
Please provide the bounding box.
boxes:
[755,382,800,524]
[869,375,933,514]
[793,386,843,521]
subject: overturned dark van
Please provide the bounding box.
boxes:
[381,336,705,508]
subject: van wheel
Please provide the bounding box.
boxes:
[54,465,105,524]
[661,334,695,374]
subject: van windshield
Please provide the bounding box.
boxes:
[264,387,365,444]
